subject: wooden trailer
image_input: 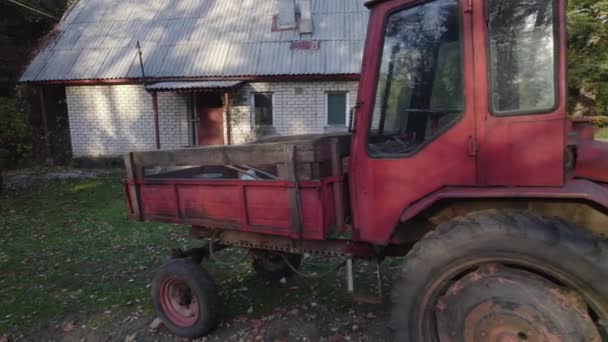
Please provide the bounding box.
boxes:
[123,134,351,241]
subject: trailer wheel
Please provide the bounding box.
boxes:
[391,210,608,342]
[152,258,219,338]
[250,250,302,281]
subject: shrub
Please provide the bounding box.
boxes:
[0,97,32,168]
[589,116,608,128]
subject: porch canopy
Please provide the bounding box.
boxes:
[145,81,243,92]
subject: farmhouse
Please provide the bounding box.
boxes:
[21,0,368,158]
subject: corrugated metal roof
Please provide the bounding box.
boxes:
[21,0,369,82]
[146,80,243,91]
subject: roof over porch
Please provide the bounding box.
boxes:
[145,81,243,92]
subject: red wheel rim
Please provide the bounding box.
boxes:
[159,277,199,327]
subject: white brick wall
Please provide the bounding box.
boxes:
[65,81,359,157]
[66,84,189,157]
[229,81,359,144]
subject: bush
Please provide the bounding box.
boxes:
[588,116,608,128]
[0,97,32,168]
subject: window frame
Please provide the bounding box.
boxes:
[325,91,350,128]
[251,92,275,127]
[485,0,560,117]
[365,0,467,159]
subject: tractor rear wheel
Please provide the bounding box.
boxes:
[151,258,219,338]
[391,210,608,342]
[250,250,302,281]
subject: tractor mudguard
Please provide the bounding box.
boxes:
[400,179,608,223]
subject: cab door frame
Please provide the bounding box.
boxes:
[349,0,478,244]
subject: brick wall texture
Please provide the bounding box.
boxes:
[66,81,358,157]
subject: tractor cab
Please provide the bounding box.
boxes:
[350,0,569,243]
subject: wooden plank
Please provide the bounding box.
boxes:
[296,163,312,181]
[283,145,303,237]
[132,141,317,168]
[123,153,142,220]
[130,134,352,169]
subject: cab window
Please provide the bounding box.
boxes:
[368,0,463,156]
[487,0,556,115]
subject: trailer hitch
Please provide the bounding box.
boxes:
[170,240,229,264]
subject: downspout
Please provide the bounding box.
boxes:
[152,91,160,149]
[224,92,232,145]
[137,41,160,150]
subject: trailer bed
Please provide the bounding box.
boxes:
[124,134,350,240]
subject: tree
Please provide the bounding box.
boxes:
[568,0,608,116]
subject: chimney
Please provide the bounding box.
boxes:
[299,0,312,34]
[277,0,296,29]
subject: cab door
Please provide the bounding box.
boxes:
[471,0,568,186]
[349,0,477,244]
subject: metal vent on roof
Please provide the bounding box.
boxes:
[299,0,313,34]
[277,0,296,29]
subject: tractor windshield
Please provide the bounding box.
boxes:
[367,0,463,156]
[487,0,556,115]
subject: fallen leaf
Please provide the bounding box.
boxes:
[61,321,75,332]
[124,333,137,342]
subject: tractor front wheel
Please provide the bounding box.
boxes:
[391,210,608,342]
[151,258,220,338]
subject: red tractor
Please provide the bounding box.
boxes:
[124,0,608,340]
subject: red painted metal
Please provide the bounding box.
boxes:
[349,0,477,244]
[159,277,199,327]
[575,140,608,183]
[345,0,572,244]
[471,0,568,187]
[571,120,595,141]
[126,177,342,241]
[400,179,608,223]
[152,92,161,149]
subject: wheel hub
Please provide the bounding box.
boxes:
[159,277,199,327]
[463,301,550,341]
[435,264,601,342]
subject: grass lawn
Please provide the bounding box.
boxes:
[0,173,395,336]
[596,127,608,140]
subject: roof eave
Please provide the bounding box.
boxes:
[22,73,361,86]
[364,0,389,8]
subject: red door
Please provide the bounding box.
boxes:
[471,0,568,187]
[349,0,477,244]
[197,93,225,146]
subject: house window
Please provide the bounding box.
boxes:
[253,93,273,126]
[327,92,348,126]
